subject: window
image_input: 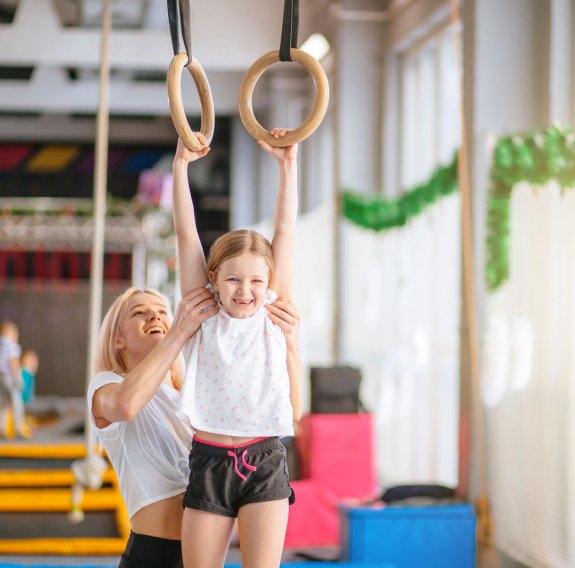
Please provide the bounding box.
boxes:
[399,25,460,188]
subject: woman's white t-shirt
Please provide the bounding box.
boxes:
[181,291,294,437]
[87,371,193,519]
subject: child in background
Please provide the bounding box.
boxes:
[172,130,302,567]
[20,349,38,406]
[0,319,24,438]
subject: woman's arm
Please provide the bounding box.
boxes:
[257,129,298,299]
[91,288,218,427]
[172,136,211,296]
[265,298,302,421]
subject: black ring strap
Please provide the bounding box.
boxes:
[279,0,299,62]
[167,0,192,63]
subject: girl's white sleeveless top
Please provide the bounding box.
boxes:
[181,291,294,437]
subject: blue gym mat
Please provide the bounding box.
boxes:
[0,563,393,567]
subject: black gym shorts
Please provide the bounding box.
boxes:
[183,436,295,517]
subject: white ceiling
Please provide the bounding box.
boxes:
[0,0,324,118]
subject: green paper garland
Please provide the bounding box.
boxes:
[342,156,458,232]
[342,124,575,293]
[486,124,575,290]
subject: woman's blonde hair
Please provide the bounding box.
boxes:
[95,287,183,390]
[206,229,274,281]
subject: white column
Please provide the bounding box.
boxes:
[549,0,573,123]
[257,72,309,221]
[131,242,146,288]
[332,1,386,360]
[230,117,259,228]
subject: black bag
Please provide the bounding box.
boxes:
[310,366,364,414]
[381,484,455,504]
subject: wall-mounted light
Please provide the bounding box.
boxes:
[300,33,331,61]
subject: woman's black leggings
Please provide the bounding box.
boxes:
[118,531,183,568]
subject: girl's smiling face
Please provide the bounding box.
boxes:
[211,253,270,319]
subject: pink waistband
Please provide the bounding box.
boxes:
[192,435,268,449]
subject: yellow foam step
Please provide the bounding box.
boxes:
[0,488,123,512]
[0,444,88,459]
[0,468,116,487]
[0,537,128,555]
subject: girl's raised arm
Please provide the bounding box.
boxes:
[172,136,210,296]
[257,129,299,299]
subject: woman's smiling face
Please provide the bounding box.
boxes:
[211,253,270,319]
[116,292,170,369]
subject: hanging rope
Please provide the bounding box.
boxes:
[238,0,329,147]
[449,0,496,552]
[166,0,214,151]
[69,0,111,524]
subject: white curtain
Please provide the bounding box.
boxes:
[483,182,575,567]
[400,27,460,189]
[253,193,461,488]
[341,194,461,487]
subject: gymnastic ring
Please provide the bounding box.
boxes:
[238,48,329,147]
[167,52,214,151]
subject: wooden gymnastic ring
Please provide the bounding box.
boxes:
[238,48,329,147]
[167,53,214,151]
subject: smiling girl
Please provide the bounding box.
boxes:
[172,131,302,567]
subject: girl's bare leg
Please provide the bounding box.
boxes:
[237,499,289,568]
[182,508,235,568]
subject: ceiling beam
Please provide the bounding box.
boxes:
[0,67,246,115]
[0,0,284,71]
